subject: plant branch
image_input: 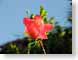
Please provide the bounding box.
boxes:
[39,40,46,54]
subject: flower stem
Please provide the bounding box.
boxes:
[39,40,46,54]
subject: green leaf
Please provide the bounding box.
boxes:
[59,32,65,37]
[10,44,16,49]
[30,13,35,19]
[40,5,47,17]
[49,17,54,24]
[28,42,35,48]
[41,10,47,17]
[40,5,44,14]
[43,16,48,23]
[34,40,40,47]
[34,40,38,45]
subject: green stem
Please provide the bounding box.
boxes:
[27,41,35,54]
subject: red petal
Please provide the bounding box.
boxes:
[33,16,42,21]
[37,33,48,39]
[44,24,53,32]
[28,27,39,38]
[23,18,31,24]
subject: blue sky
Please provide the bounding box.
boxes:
[0,0,71,45]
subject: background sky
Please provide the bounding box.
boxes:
[0,0,71,45]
